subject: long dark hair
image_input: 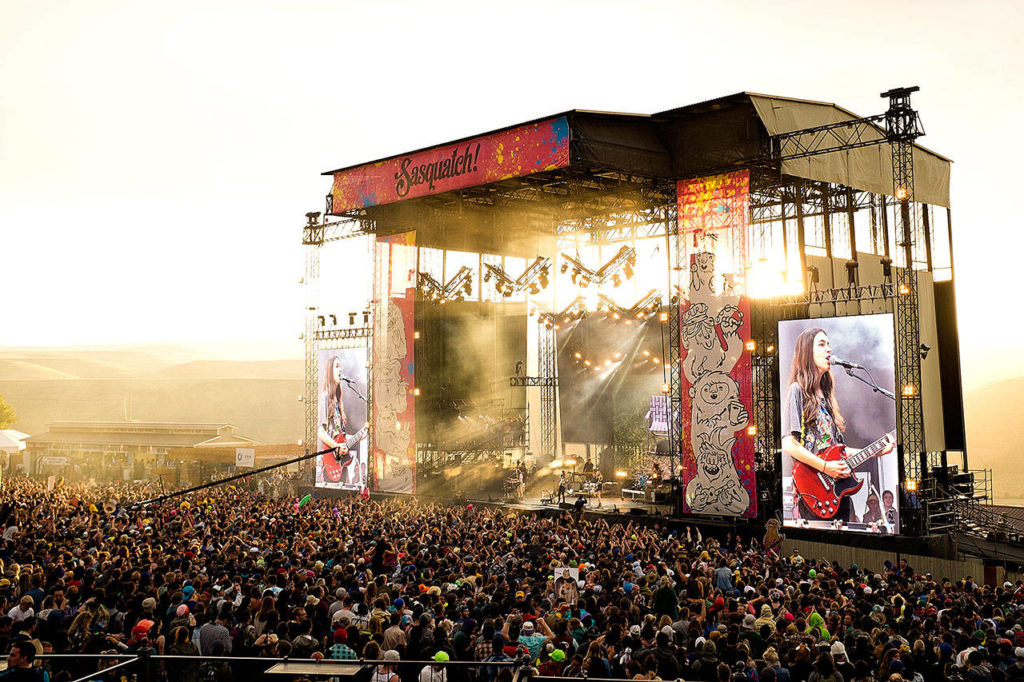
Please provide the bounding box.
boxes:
[323,355,347,429]
[788,327,845,433]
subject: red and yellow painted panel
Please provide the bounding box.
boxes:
[331,117,570,213]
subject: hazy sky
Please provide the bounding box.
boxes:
[3,0,1022,388]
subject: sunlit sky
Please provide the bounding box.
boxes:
[3,0,1023,389]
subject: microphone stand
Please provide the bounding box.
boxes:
[341,378,369,405]
[841,366,896,401]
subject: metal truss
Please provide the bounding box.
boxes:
[417,266,474,302]
[772,113,890,161]
[769,284,896,307]
[509,376,558,388]
[483,257,551,297]
[539,325,557,459]
[749,300,779,473]
[312,327,372,341]
[302,216,323,469]
[885,87,928,521]
[560,246,636,287]
[304,210,373,244]
[667,207,683,488]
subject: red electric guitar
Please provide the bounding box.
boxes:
[320,424,369,483]
[792,430,896,519]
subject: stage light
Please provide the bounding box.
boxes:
[414,331,421,340]
[413,388,421,396]
[566,458,577,467]
[745,340,756,352]
[896,187,908,201]
[747,425,757,436]
[659,312,668,322]
[906,479,918,492]
[767,345,775,353]
[554,324,560,330]
[574,352,581,359]
[584,360,591,367]
[661,383,670,394]
[625,320,632,325]
[881,258,893,279]
[614,352,622,359]
[902,383,917,397]
[643,350,650,356]
[899,282,911,296]
[297,439,303,446]
[604,360,611,367]
[615,470,628,478]
[612,313,620,320]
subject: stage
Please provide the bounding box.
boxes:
[481,492,676,518]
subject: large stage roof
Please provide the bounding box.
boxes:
[325,91,950,219]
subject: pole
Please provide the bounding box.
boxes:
[130,446,339,509]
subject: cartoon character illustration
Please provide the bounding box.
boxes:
[690,371,749,449]
[681,251,751,516]
[685,434,749,514]
[374,298,414,493]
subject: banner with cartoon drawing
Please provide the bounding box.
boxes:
[678,252,756,517]
[372,232,417,494]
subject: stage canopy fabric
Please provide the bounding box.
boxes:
[747,94,951,207]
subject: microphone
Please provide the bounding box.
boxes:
[830,356,864,370]
[339,376,355,385]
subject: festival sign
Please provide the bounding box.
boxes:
[330,117,570,213]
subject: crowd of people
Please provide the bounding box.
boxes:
[0,476,1021,682]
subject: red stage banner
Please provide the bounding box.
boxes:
[677,170,750,265]
[372,232,417,494]
[331,117,570,213]
[678,255,757,518]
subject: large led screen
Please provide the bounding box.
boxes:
[779,314,899,534]
[315,347,369,491]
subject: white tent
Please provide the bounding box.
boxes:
[0,430,29,455]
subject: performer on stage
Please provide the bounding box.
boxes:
[782,328,894,524]
[557,471,567,504]
[781,328,854,522]
[318,354,367,487]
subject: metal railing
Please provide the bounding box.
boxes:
[36,653,521,682]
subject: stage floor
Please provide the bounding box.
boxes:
[474,493,676,517]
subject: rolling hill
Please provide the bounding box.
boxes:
[0,344,304,445]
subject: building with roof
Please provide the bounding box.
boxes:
[23,421,259,481]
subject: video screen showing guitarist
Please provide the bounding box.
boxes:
[318,353,368,489]
[781,326,896,531]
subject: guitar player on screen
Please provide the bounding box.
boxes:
[318,354,368,487]
[782,327,895,526]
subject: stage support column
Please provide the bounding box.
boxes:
[795,179,808,291]
[302,214,325,473]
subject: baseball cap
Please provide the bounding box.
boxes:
[433,651,450,662]
[384,650,401,662]
[550,649,566,662]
